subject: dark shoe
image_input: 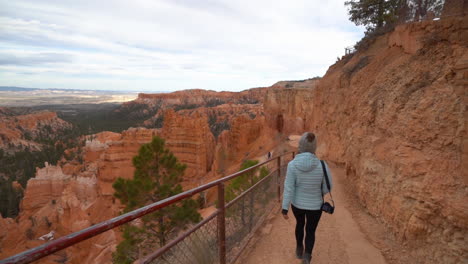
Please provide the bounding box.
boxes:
[302,253,311,264]
[296,246,303,259]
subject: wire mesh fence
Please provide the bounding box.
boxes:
[146,170,279,264]
[145,159,289,264]
[225,172,277,263]
[148,214,219,264]
[1,153,295,264]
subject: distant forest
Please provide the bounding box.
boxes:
[33,103,162,134]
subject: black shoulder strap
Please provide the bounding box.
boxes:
[320,160,335,205]
[320,160,331,191]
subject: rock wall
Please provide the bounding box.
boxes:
[264,88,316,135]
[214,113,277,177]
[264,17,467,263]
[161,109,216,188]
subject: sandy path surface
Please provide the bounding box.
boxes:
[236,164,388,264]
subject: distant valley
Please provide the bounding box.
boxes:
[0,86,140,107]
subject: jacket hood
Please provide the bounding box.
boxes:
[293,152,320,172]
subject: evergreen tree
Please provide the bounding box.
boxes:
[225,160,260,202]
[225,160,270,202]
[345,0,403,32]
[112,136,201,264]
[0,179,23,218]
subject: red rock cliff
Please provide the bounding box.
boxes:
[264,17,467,263]
[161,109,216,188]
[263,78,320,135]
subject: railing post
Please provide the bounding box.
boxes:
[217,183,226,264]
[277,156,281,202]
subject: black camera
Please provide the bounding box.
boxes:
[321,202,334,214]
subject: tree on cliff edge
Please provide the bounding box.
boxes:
[112,136,201,264]
[345,0,402,32]
[345,0,446,34]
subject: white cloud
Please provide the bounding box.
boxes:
[0,0,364,91]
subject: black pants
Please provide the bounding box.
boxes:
[291,204,322,255]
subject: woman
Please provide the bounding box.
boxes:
[282,132,332,264]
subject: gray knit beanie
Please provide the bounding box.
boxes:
[298,132,317,154]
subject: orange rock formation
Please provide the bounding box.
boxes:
[135,87,266,106]
[161,109,216,188]
[263,17,467,263]
[0,106,277,262]
[0,111,71,152]
[263,78,321,136]
[0,128,159,263]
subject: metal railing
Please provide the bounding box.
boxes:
[0,152,294,264]
[345,46,356,55]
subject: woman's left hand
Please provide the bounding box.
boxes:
[282,213,289,220]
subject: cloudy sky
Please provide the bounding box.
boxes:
[0,0,364,92]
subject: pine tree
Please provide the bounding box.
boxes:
[223,160,271,230]
[225,160,260,202]
[112,136,201,264]
[345,0,403,32]
[0,179,23,218]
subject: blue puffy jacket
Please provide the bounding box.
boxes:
[282,152,332,212]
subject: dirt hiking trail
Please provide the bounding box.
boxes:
[236,163,388,264]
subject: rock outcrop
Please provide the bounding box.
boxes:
[214,113,275,174]
[0,111,71,153]
[165,103,277,177]
[159,104,276,187]
[264,17,467,263]
[263,78,320,135]
[160,109,216,188]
